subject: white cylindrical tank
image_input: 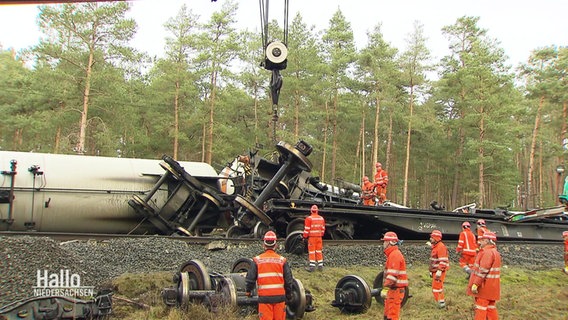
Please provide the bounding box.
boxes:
[0,151,218,234]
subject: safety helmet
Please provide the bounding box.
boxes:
[363,176,369,182]
[375,162,382,168]
[311,205,319,214]
[263,231,277,247]
[479,231,497,242]
[462,221,471,228]
[381,231,399,242]
[563,231,568,238]
[476,219,486,226]
[430,230,442,241]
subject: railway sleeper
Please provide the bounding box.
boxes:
[162,259,315,319]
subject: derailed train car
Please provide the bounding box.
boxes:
[0,151,219,234]
[1,140,567,244]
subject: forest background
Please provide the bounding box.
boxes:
[0,1,567,212]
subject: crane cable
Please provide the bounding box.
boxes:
[259,0,289,142]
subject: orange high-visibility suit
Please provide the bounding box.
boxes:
[303,205,326,270]
[467,244,501,320]
[429,240,449,305]
[361,176,376,206]
[374,163,389,204]
[476,225,489,245]
[246,250,294,320]
[383,245,408,320]
[457,227,478,273]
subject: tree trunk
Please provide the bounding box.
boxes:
[385,111,393,200]
[294,89,300,141]
[201,123,206,162]
[527,95,545,210]
[372,89,380,167]
[358,110,365,180]
[173,80,180,160]
[331,92,338,182]
[452,125,465,209]
[206,67,217,165]
[77,47,94,155]
[478,106,485,208]
[403,87,414,206]
[254,83,259,145]
[321,101,329,182]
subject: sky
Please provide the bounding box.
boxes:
[0,0,567,70]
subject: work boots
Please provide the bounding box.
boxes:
[305,266,315,272]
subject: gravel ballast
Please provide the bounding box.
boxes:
[0,236,564,306]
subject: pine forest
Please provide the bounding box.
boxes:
[1,1,567,212]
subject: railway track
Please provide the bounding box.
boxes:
[0,231,561,246]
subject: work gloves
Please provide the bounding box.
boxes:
[380,287,389,299]
[435,270,442,279]
[471,284,479,294]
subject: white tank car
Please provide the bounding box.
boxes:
[0,151,217,234]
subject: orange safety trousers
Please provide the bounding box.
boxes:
[307,237,323,267]
[376,185,387,203]
[474,297,498,320]
[258,301,286,320]
[384,287,405,320]
[459,254,476,268]
[431,271,447,302]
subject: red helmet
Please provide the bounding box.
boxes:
[476,219,486,226]
[311,205,319,214]
[462,221,471,228]
[430,230,442,241]
[562,231,568,238]
[381,231,398,242]
[375,162,382,168]
[263,231,277,246]
[479,231,497,241]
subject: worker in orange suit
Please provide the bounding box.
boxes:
[563,231,568,274]
[361,176,376,206]
[429,229,449,308]
[303,204,326,272]
[381,231,408,320]
[475,219,489,246]
[374,162,389,204]
[245,231,294,320]
[457,221,477,277]
[467,231,501,320]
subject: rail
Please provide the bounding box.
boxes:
[0,231,561,246]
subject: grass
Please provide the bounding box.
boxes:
[108,264,568,320]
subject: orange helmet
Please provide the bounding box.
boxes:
[430,230,442,241]
[263,231,277,246]
[375,162,382,168]
[476,219,486,226]
[462,221,471,228]
[311,205,319,214]
[381,231,398,242]
[479,231,496,241]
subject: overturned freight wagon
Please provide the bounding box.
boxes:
[126,140,568,244]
